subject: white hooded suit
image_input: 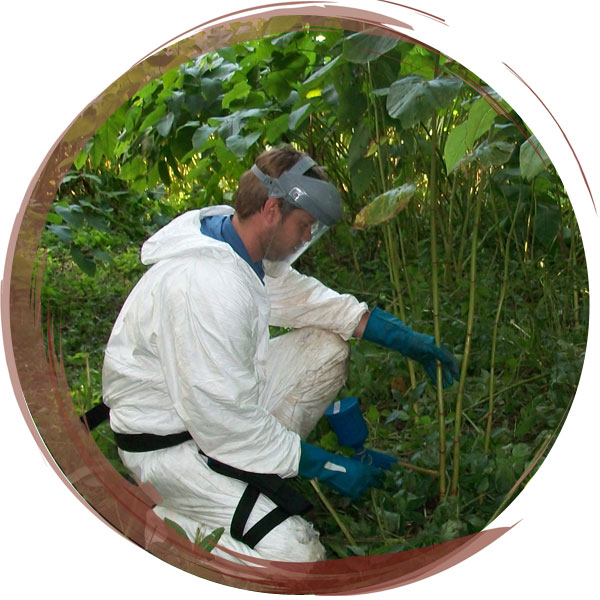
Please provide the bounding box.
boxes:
[102,206,368,562]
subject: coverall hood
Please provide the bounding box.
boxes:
[141,205,235,266]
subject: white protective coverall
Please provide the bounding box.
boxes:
[102,206,368,563]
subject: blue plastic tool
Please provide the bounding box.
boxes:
[324,397,398,470]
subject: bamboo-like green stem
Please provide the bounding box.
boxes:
[568,222,579,328]
[484,191,522,453]
[445,172,458,281]
[396,460,439,477]
[450,173,484,496]
[309,479,356,546]
[427,54,446,499]
[383,223,418,390]
[523,189,534,263]
[370,489,389,543]
[367,62,419,394]
[396,220,416,309]
[456,177,474,279]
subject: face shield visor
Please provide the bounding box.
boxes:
[251,155,343,267]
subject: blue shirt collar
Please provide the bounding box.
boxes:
[200,214,265,283]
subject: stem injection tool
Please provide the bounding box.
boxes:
[324,397,397,470]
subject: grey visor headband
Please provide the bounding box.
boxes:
[250,156,343,226]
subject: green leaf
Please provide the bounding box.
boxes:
[456,140,515,170]
[85,214,110,232]
[225,131,261,158]
[263,71,292,102]
[353,184,416,229]
[55,205,84,228]
[164,518,190,541]
[138,105,167,132]
[192,125,216,149]
[302,55,341,88]
[73,150,88,170]
[440,519,463,542]
[265,113,289,143]
[350,158,375,197]
[476,476,490,494]
[47,224,73,244]
[289,103,311,130]
[91,248,113,262]
[366,404,380,424]
[466,97,500,148]
[95,106,126,161]
[222,80,251,109]
[512,443,532,459]
[155,112,175,137]
[200,77,222,104]
[46,213,62,225]
[194,527,225,552]
[520,135,550,180]
[71,246,96,276]
[158,160,171,186]
[319,430,340,452]
[534,202,561,247]
[348,121,372,169]
[385,409,410,424]
[444,122,468,173]
[342,32,399,63]
[225,135,245,157]
[387,75,463,128]
[118,155,146,181]
[474,141,515,168]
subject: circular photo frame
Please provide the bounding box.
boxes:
[2,1,596,596]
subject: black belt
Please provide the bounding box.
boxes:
[81,403,312,548]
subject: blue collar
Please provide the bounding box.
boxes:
[200,214,265,282]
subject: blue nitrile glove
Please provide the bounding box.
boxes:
[298,441,385,500]
[363,307,459,388]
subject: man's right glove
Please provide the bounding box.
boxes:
[298,441,385,500]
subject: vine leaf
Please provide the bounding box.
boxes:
[520,135,550,180]
[353,184,416,229]
[386,75,462,128]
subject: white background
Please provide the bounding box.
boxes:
[1,1,597,598]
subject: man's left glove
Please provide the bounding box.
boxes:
[362,307,459,388]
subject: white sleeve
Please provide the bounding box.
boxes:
[155,257,300,477]
[266,266,368,340]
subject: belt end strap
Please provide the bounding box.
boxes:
[206,456,312,549]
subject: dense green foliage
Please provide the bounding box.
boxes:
[40,28,587,559]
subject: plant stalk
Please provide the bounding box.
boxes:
[484,191,522,453]
[427,53,446,499]
[310,479,356,546]
[450,173,484,496]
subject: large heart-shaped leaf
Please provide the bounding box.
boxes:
[348,121,372,169]
[47,225,73,244]
[302,55,341,88]
[353,183,416,229]
[387,75,462,128]
[343,32,399,63]
[454,140,515,171]
[534,201,561,247]
[289,103,311,130]
[192,125,216,149]
[55,205,84,228]
[465,97,500,148]
[520,135,550,180]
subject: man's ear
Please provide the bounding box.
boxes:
[263,197,281,226]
